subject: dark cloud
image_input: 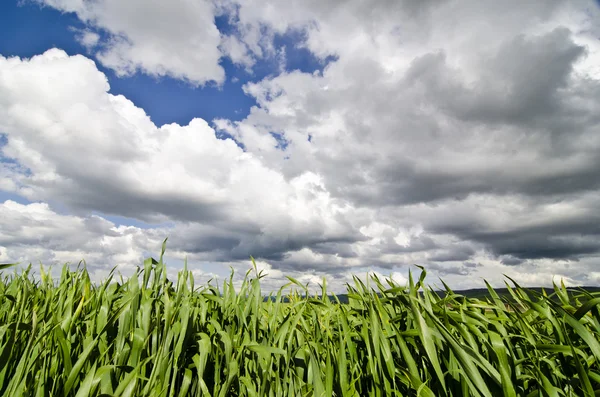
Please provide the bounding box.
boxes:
[484,234,600,260]
[501,256,524,266]
[438,228,600,262]
[463,261,481,268]
[419,197,600,263]
[163,221,365,264]
[429,246,476,262]
[67,186,230,225]
[447,28,587,125]
[326,28,597,208]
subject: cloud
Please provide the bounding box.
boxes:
[3,1,600,292]
[0,49,363,270]
[219,34,254,70]
[212,0,600,283]
[0,199,156,276]
[71,28,100,50]
[222,27,600,205]
[401,192,600,261]
[35,0,226,85]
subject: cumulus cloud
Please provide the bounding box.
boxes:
[0,49,364,275]
[35,0,226,85]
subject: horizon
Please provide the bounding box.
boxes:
[1,0,600,294]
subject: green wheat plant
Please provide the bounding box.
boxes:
[1,238,600,396]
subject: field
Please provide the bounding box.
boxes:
[1,240,600,396]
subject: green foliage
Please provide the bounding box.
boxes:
[1,240,600,396]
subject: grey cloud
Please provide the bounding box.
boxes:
[429,246,476,262]
[423,262,473,276]
[359,157,600,207]
[227,233,363,261]
[501,256,524,266]
[162,221,365,265]
[435,224,600,262]
[317,28,597,208]
[406,29,588,127]
[414,193,600,263]
[303,242,360,258]
[66,185,230,225]
[184,3,600,275]
[0,200,158,270]
[272,257,353,274]
[483,233,600,260]
[468,28,586,125]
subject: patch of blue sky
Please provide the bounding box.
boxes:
[1,133,34,204]
[0,133,11,162]
[0,133,22,166]
[269,132,290,150]
[272,28,338,76]
[0,191,31,205]
[0,1,88,59]
[215,13,338,80]
[102,59,257,127]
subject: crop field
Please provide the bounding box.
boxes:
[1,240,600,397]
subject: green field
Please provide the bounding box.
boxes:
[1,240,600,396]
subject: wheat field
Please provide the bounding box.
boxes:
[1,239,600,396]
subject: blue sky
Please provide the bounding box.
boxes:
[1,0,600,292]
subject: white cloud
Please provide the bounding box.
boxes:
[71,28,100,50]
[0,49,363,276]
[36,0,225,85]
[219,35,254,70]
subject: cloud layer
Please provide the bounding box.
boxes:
[2,0,600,292]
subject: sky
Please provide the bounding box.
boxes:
[1,0,600,293]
